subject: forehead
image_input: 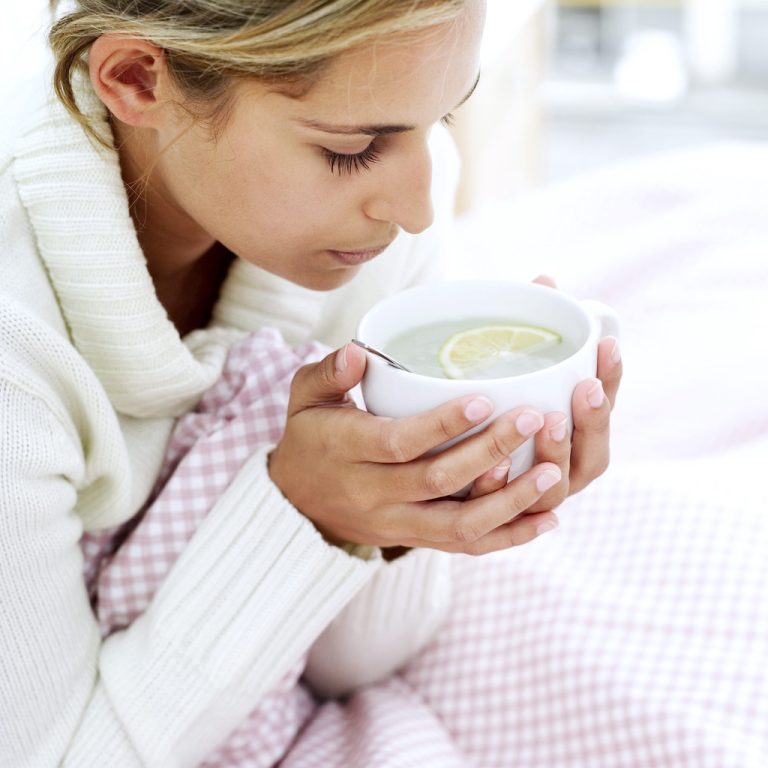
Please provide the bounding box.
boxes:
[293,6,485,124]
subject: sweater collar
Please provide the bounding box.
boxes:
[12,81,324,418]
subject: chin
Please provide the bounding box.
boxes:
[297,266,362,292]
[234,250,362,292]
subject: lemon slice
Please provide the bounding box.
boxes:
[439,324,562,379]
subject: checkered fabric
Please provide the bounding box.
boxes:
[280,459,768,768]
[80,326,768,767]
[80,329,327,767]
[81,328,327,634]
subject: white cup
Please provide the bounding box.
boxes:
[356,280,620,480]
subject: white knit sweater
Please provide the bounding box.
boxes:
[0,80,459,767]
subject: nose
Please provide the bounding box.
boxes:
[363,141,434,234]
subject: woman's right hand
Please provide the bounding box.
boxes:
[268,343,562,555]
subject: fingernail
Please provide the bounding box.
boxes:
[335,345,348,373]
[587,380,604,409]
[464,396,494,422]
[536,520,559,536]
[609,338,621,365]
[516,409,544,437]
[536,467,561,492]
[492,460,512,480]
[549,419,568,442]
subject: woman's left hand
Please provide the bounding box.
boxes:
[469,276,623,513]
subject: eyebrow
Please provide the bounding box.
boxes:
[296,70,481,137]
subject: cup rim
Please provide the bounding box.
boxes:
[356,279,598,385]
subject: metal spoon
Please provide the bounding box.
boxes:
[351,338,411,372]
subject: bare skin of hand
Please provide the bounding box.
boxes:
[268,343,561,556]
[468,274,623,509]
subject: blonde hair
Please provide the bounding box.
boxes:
[49,0,465,146]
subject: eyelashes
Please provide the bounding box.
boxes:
[323,144,382,175]
[322,113,456,176]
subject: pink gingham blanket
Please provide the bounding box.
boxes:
[79,329,768,768]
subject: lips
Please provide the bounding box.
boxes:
[328,243,392,266]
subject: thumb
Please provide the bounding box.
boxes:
[289,342,367,412]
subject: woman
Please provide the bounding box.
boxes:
[0,1,621,765]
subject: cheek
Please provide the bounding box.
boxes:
[160,124,366,258]
[170,148,296,232]
[209,155,360,245]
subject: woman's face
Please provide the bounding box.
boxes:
[147,1,485,290]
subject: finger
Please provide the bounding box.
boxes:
[392,407,545,501]
[392,461,562,546]
[455,510,560,556]
[568,377,611,494]
[288,343,367,415]
[596,336,622,409]
[525,411,571,513]
[532,274,558,288]
[467,457,512,500]
[352,393,496,464]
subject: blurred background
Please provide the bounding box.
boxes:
[2,0,767,213]
[452,0,768,212]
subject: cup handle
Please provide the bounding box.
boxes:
[580,299,621,340]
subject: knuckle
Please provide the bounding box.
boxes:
[589,408,612,435]
[423,464,454,497]
[487,429,512,463]
[451,515,485,545]
[348,482,375,511]
[544,440,571,466]
[498,529,523,550]
[473,475,494,496]
[436,413,457,443]
[336,470,366,507]
[374,507,401,541]
[319,359,339,391]
[598,411,612,434]
[508,488,533,517]
[490,524,529,552]
[379,427,409,463]
[301,357,331,392]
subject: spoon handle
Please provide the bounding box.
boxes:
[351,339,411,372]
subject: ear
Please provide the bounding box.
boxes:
[89,35,168,128]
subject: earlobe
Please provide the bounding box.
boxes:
[89,35,166,127]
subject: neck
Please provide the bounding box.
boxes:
[112,120,232,335]
[112,120,217,281]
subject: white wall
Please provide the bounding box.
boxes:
[2,3,51,82]
[1,3,53,146]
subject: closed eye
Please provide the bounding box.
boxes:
[322,143,382,175]
[322,109,460,174]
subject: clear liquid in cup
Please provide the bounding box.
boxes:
[383,317,573,379]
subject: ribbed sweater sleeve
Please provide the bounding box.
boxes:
[0,382,380,767]
[303,548,453,699]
